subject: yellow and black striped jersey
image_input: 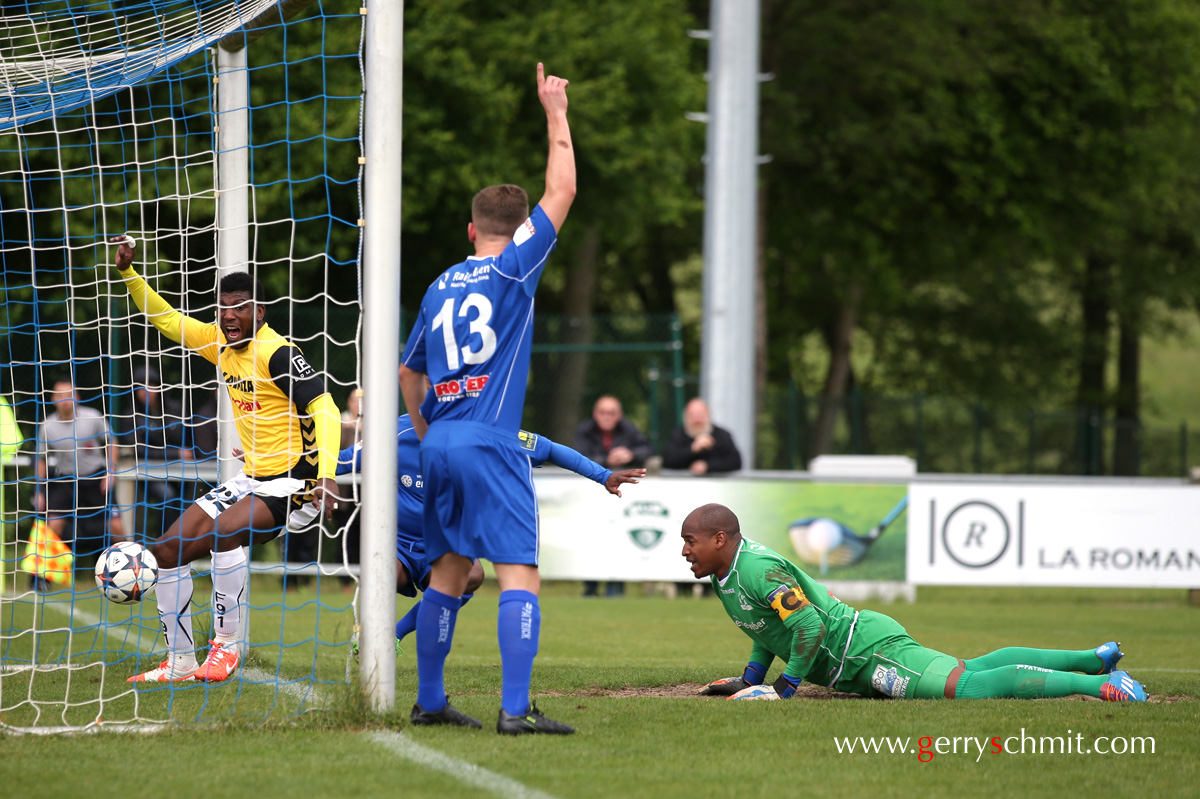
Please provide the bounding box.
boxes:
[180,320,327,479]
[116,265,338,480]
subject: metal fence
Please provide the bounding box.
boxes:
[759,383,1197,477]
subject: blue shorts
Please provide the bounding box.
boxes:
[420,420,539,565]
[396,532,430,598]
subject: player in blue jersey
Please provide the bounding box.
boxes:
[336,418,643,649]
[399,63,577,734]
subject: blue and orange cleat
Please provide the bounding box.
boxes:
[1094,641,1124,674]
[1099,670,1147,703]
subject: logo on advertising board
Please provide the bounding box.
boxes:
[937,500,1019,569]
[915,486,1200,588]
[625,500,668,550]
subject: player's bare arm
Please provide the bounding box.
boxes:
[536,62,576,233]
[399,364,429,439]
[604,468,645,498]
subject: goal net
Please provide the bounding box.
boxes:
[0,0,364,732]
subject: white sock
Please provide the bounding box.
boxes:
[211,547,247,645]
[155,564,197,668]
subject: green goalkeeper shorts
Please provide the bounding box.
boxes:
[831,610,963,699]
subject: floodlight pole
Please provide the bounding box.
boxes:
[360,0,403,712]
[699,0,761,469]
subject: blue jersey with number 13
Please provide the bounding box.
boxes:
[401,205,557,433]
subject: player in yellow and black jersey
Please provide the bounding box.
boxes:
[107,235,341,684]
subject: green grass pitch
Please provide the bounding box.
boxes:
[2,581,1197,798]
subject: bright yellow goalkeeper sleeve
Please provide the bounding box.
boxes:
[305,393,340,480]
[117,266,185,343]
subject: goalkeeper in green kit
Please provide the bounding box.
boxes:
[682,504,1148,702]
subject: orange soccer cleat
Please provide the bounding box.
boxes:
[127,658,198,683]
[193,640,241,682]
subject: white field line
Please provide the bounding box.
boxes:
[40,602,321,706]
[32,604,564,798]
[367,730,562,799]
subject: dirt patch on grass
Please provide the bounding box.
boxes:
[535,683,867,700]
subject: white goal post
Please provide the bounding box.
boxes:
[0,0,397,731]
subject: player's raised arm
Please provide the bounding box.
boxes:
[107,235,216,355]
[535,62,576,233]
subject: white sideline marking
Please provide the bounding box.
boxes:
[367,730,561,799]
[40,602,322,706]
[34,605,562,798]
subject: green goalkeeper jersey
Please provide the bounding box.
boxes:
[711,537,860,686]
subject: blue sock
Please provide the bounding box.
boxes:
[497,590,540,716]
[415,588,461,712]
[395,603,419,643]
[398,593,471,643]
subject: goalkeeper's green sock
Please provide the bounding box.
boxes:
[955,665,1106,699]
[963,647,1101,674]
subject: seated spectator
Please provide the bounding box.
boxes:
[662,397,742,476]
[574,395,650,598]
[574,395,653,469]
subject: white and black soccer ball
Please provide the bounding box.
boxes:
[94,542,159,604]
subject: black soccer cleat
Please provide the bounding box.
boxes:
[496,703,576,736]
[410,701,482,729]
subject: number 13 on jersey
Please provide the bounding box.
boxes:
[431,292,496,371]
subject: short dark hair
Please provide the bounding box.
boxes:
[50,372,74,390]
[687,503,741,538]
[471,184,530,239]
[218,272,267,316]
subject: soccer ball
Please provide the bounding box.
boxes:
[94,542,159,604]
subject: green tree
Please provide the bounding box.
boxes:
[757,0,1200,472]
[400,0,705,439]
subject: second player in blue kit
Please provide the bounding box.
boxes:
[336,417,643,646]
[399,63,579,734]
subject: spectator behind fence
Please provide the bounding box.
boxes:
[574,395,651,597]
[34,374,128,565]
[574,395,653,469]
[662,397,742,476]
[117,366,190,536]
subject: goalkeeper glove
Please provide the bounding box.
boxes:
[699,661,769,696]
[700,676,747,696]
[729,684,778,700]
[772,673,801,699]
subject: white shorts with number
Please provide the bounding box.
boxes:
[195,472,320,535]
